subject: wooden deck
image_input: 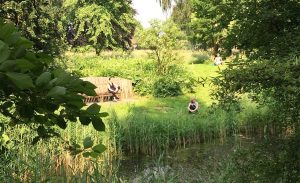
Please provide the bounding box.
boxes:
[81,77,133,103]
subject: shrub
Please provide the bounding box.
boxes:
[190,53,210,64]
[153,77,182,97]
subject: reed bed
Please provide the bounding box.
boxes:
[0,98,274,182]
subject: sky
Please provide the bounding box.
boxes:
[131,0,171,28]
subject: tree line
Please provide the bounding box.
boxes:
[0,0,136,55]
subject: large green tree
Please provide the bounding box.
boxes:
[188,0,233,54]
[171,0,192,34]
[0,0,65,55]
[64,0,137,55]
[224,0,300,58]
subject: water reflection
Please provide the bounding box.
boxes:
[117,136,253,182]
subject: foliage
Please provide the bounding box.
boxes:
[171,0,193,36]
[207,1,300,181]
[156,0,173,11]
[187,0,300,56]
[223,0,300,58]
[0,0,65,55]
[65,50,198,97]
[0,0,137,55]
[212,135,300,183]
[143,19,184,74]
[153,76,182,97]
[0,115,114,182]
[213,58,300,128]
[64,0,137,55]
[189,0,232,54]
[189,52,210,64]
[134,20,193,97]
[0,20,105,148]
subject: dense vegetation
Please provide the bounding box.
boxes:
[1,0,299,182]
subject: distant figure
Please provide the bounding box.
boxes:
[67,23,75,46]
[107,78,120,102]
[188,99,199,113]
[214,53,223,71]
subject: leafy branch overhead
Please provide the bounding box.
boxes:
[0,20,106,143]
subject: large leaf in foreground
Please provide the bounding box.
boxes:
[6,72,34,89]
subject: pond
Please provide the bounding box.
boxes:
[117,135,254,182]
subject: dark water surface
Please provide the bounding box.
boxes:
[117,136,254,182]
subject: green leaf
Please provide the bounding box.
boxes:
[37,126,47,137]
[16,59,35,72]
[56,117,67,129]
[47,86,66,97]
[6,72,34,89]
[0,41,10,63]
[0,60,17,71]
[89,151,100,158]
[1,101,13,109]
[99,112,109,118]
[72,143,81,149]
[31,136,40,145]
[92,117,105,131]
[1,133,10,144]
[83,136,93,149]
[82,152,91,157]
[87,103,100,114]
[6,32,21,46]
[36,72,52,86]
[15,37,33,49]
[15,46,26,58]
[72,149,83,156]
[92,144,106,154]
[79,115,91,125]
[81,81,97,96]
[0,23,15,40]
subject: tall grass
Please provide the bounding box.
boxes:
[0,97,274,182]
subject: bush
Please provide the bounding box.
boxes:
[211,135,300,183]
[153,77,182,97]
[190,53,210,64]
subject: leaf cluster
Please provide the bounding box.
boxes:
[0,20,105,144]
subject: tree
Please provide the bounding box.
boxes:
[171,0,193,34]
[212,0,300,130]
[134,20,194,97]
[188,0,233,54]
[223,0,300,58]
[0,0,65,55]
[64,0,137,55]
[0,20,106,149]
[156,0,173,11]
[135,19,186,75]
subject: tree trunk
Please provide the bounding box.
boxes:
[213,43,219,56]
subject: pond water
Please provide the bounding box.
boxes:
[117,136,254,182]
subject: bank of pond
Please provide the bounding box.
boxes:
[1,99,283,182]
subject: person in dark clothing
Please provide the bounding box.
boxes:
[188,99,199,113]
[107,78,120,101]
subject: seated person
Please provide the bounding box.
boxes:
[188,99,199,113]
[107,77,120,101]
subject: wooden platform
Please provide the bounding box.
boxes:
[81,77,133,103]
